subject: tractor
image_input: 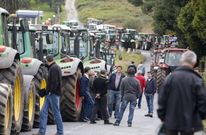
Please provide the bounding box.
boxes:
[8,16,48,130]
[0,7,25,134]
[150,47,187,91]
[31,24,84,122]
[71,28,107,73]
[120,29,137,52]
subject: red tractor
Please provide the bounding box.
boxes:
[150,47,187,91]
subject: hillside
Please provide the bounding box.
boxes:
[76,0,154,33]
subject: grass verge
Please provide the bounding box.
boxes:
[115,50,145,73]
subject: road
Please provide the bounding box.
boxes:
[21,51,163,135]
[65,0,78,20]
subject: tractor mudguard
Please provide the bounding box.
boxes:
[56,57,82,76]
[0,47,19,69]
[84,59,106,73]
[21,58,43,76]
[23,75,34,102]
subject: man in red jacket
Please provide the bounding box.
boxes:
[135,70,146,109]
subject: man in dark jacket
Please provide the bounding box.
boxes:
[144,71,156,118]
[114,67,140,127]
[80,67,94,122]
[35,55,63,135]
[158,51,206,135]
[90,70,112,124]
[108,66,125,118]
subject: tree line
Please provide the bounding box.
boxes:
[153,0,206,58]
[128,0,206,58]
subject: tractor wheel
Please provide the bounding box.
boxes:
[157,69,166,92]
[61,70,82,121]
[33,65,47,128]
[21,79,36,131]
[0,83,13,135]
[0,60,24,134]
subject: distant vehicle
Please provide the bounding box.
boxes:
[97,24,116,31]
[63,20,79,29]
[87,18,102,25]
[16,10,43,24]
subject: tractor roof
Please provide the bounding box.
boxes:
[52,24,71,31]
[0,8,9,15]
[16,10,43,18]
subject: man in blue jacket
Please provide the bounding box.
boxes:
[108,66,125,118]
[80,67,94,121]
[144,71,156,118]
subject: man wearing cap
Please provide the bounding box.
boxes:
[34,55,63,135]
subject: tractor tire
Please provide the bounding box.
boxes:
[21,79,36,131]
[0,60,24,135]
[60,71,82,121]
[0,83,13,135]
[33,65,48,128]
[157,69,166,92]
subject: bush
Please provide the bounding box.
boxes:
[128,0,143,6]
[141,1,155,14]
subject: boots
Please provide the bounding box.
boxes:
[104,119,113,125]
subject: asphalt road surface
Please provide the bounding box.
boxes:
[20,51,205,135]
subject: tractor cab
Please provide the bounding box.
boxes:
[151,47,187,91]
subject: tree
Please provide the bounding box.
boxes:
[153,0,189,35]
[177,0,206,57]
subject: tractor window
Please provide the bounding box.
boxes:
[42,31,59,57]
[165,52,183,66]
[16,32,24,54]
[69,37,75,54]
[79,38,88,58]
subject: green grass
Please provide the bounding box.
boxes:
[115,50,145,73]
[76,0,153,32]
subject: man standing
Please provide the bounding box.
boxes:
[114,67,140,127]
[90,70,112,124]
[108,66,125,118]
[80,67,94,121]
[158,51,206,135]
[34,55,63,135]
[135,70,146,109]
[137,61,145,76]
[144,71,156,118]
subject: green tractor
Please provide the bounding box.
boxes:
[73,28,107,73]
[32,24,84,121]
[8,17,48,130]
[0,8,24,134]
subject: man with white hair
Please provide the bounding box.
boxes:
[157,51,206,135]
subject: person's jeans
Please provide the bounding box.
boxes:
[108,90,121,118]
[145,93,154,114]
[116,99,137,124]
[39,94,63,135]
[138,92,143,108]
